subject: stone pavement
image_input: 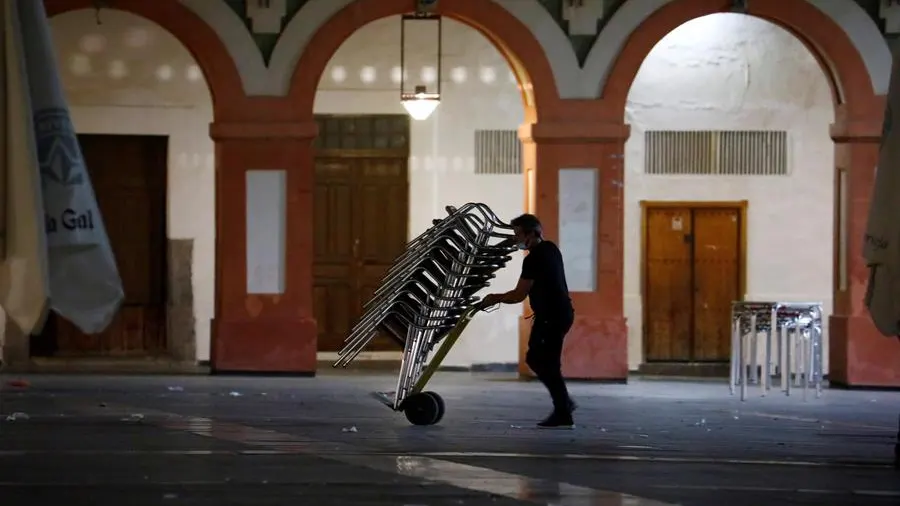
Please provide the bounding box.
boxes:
[1,372,898,506]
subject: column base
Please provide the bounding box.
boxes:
[518,314,628,381]
[211,317,317,374]
[829,314,900,387]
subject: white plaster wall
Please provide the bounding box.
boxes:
[623,14,835,371]
[50,9,216,361]
[316,17,526,367]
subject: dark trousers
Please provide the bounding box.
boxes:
[525,315,574,413]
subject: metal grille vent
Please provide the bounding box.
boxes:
[644,130,788,176]
[475,130,522,175]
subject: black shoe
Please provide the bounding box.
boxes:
[537,411,575,429]
[568,399,578,413]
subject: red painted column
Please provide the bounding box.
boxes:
[517,110,631,381]
[209,119,318,373]
[829,105,900,387]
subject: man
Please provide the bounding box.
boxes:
[478,214,577,429]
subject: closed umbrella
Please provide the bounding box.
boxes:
[17,0,123,335]
[865,42,900,338]
[0,0,50,339]
[863,37,900,471]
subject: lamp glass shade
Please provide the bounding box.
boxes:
[401,97,440,120]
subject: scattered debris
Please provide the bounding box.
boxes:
[167,386,184,392]
[342,426,358,433]
[228,391,242,397]
[5,412,29,422]
[121,413,144,422]
[162,493,178,500]
[6,379,30,388]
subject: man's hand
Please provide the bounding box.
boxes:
[477,293,502,310]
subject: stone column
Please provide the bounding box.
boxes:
[517,115,631,381]
[829,104,900,387]
[208,120,318,374]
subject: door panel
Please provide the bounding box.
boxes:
[313,159,357,352]
[313,155,409,352]
[45,134,167,356]
[357,157,408,350]
[644,207,693,361]
[692,208,741,361]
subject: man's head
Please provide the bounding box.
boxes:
[510,213,543,250]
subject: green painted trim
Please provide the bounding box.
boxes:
[221,0,310,64]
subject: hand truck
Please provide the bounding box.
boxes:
[333,203,516,425]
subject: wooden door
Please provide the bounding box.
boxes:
[313,157,409,352]
[39,134,168,357]
[643,204,742,362]
[313,115,410,353]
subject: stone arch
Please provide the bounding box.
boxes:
[276,0,562,123]
[480,0,581,99]
[44,0,245,115]
[590,0,887,112]
[177,0,269,96]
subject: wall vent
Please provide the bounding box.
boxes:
[644,130,788,176]
[475,130,522,175]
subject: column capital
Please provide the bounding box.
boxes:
[518,121,631,144]
[209,120,318,141]
[830,100,885,143]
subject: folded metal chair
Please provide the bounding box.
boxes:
[333,203,517,425]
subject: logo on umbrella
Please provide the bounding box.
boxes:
[34,108,85,187]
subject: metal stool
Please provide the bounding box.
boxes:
[730,301,824,401]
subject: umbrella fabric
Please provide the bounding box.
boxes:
[16,0,123,334]
[0,0,50,336]
[865,42,900,337]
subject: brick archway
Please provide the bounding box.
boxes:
[600,0,879,113]
[597,0,898,386]
[284,0,561,123]
[44,0,244,117]
[263,0,567,373]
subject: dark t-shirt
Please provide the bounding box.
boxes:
[520,240,573,320]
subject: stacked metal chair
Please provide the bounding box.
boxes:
[333,203,518,425]
[730,301,824,401]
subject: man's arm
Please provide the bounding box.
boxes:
[496,278,534,304]
[480,278,533,307]
[480,255,535,307]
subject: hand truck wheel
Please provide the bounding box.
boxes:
[402,391,445,426]
[424,391,445,424]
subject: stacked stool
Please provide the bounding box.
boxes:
[729,301,824,401]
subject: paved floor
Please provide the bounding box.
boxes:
[1,372,898,505]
